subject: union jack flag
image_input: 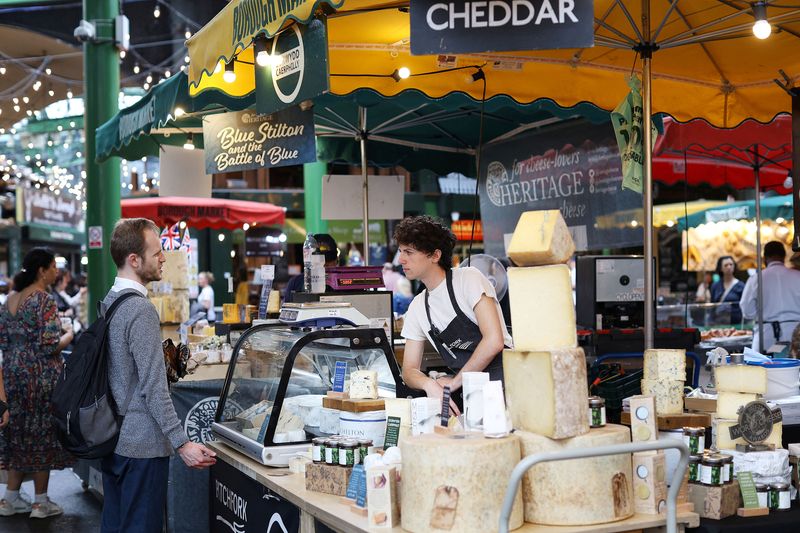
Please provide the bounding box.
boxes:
[160,224,181,250]
[180,226,191,252]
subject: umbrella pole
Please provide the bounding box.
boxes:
[642,0,655,350]
[754,148,764,353]
[359,106,370,266]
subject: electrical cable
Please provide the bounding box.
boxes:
[467,70,487,263]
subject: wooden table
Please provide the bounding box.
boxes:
[620,411,712,430]
[209,442,699,533]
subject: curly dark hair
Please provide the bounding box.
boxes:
[393,215,456,270]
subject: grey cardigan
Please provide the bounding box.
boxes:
[101,288,188,458]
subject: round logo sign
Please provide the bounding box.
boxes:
[271,25,305,104]
[486,161,510,207]
[184,396,242,444]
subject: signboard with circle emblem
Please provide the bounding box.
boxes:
[88,226,103,249]
[255,18,329,116]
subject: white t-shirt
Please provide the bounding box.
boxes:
[198,285,216,321]
[401,267,513,349]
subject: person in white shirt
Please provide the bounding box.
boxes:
[740,241,800,352]
[197,272,216,322]
[396,216,512,415]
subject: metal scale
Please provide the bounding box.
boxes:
[278,302,371,328]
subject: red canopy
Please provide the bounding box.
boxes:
[121,196,286,230]
[653,115,792,192]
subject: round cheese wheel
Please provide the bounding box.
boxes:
[518,424,634,526]
[400,432,523,532]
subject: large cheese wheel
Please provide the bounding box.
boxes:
[400,433,523,532]
[518,424,634,526]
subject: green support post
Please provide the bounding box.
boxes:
[84,0,121,320]
[303,150,328,235]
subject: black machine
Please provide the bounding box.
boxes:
[576,255,652,330]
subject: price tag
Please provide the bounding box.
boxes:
[440,386,451,427]
[333,361,347,392]
[345,464,363,500]
[738,471,760,508]
[258,265,276,319]
[384,416,401,449]
[354,465,368,507]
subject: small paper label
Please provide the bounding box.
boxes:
[384,416,401,449]
[354,465,367,508]
[440,386,451,427]
[333,361,347,392]
[260,265,275,280]
[738,471,760,508]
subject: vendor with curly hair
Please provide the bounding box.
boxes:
[395,215,512,415]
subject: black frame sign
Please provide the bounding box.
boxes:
[255,18,329,116]
[410,0,594,55]
[202,107,317,174]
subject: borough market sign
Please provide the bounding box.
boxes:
[410,0,594,55]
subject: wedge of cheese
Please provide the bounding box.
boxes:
[643,349,686,381]
[715,365,768,394]
[508,265,577,351]
[716,391,760,420]
[349,370,378,399]
[507,209,575,266]
[713,417,783,450]
[503,348,588,439]
[641,379,684,415]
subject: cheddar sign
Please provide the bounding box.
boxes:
[410,0,594,55]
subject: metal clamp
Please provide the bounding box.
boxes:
[499,439,690,533]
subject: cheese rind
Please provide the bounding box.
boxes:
[507,209,575,266]
[349,370,378,399]
[400,433,523,532]
[503,348,589,439]
[518,424,634,525]
[714,365,768,394]
[508,265,577,351]
[643,349,686,381]
[716,392,759,419]
[641,378,684,415]
[713,417,783,449]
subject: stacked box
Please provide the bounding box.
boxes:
[632,452,667,514]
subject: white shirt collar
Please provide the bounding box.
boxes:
[111,276,148,296]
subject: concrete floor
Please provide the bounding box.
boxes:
[0,469,102,533]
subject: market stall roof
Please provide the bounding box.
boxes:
[595,200,727,229]
[120,196,286,229]
[677,194,793,230]
[186,1,800,127]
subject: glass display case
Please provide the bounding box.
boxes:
[657,302,753,329]
[212,323,406,466]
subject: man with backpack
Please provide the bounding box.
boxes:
[100,218,215,532]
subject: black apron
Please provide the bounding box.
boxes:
[424,270,504,382]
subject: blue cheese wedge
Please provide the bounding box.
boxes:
[350,370,378,399]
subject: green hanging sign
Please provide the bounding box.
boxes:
[611,76,658,194]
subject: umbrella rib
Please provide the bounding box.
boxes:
[715,0,800,40]
[594,18,638,45]
[368,134,475,155]
[320,107,360,133]
[652,0,682,42]
[315,114,359,134]
[614,0,646,43]
[671,3,730,86]
[658,7,749,45]
[485,116,576,146]
[662,10,800,47]
[376,109,475,132]
[370,104,431,133]
[380,112,473,149]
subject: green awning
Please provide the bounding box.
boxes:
[677,194,793,229]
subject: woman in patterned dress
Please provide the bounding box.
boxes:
[0,248,75,519]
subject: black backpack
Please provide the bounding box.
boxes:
[52,292,140,459]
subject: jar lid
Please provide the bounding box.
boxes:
[719,454,733,464]
[589,396,605,406]
[755,483,768,491]
[689,455,703,464]
[770,482,790,490]
[702,455,725,465]
[358,438,373,445]
[683,426,705,435]
[312,437,326,444]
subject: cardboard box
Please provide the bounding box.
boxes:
[632,451,667,514]
[684,396,716,413]
[687,481,742,520]
[366,466,399,528]
[305,463,353,496]
[629,396,658,444]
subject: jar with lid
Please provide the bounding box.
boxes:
[324,438,339,465]
[688,455,702,483]
[719,454,733,484]
[588,396,606,428]
[682,427,705,455]
[311,437,326,463]
[755,483,769,508]
[338,440,357,467]
[769,482,791,511]
[699,454,725,486]
[358,439,372,460]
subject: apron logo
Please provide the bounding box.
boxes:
[448,338,474,351]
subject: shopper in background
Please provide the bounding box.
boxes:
[234,268,250,306]
[740,241,800,352]
[382,262,403,292]
[284,233,338,303]
[396,215,512,415]
[710,256,744,324]
[197,271,216,322]
[0,248,75,519]
[392,276,414,316]
[695,271,713,303]
[0,280,8,306]
[101,218,216,533]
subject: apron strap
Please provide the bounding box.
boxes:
[424,270,470,334]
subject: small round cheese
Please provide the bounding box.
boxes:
[400,432,523,532]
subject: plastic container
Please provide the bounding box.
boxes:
[339,410,387,447]
[746,358,800,400]
[310,254,326,294]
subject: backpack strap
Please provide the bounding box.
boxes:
[103,291,144,416]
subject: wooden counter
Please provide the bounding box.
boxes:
[209,442,700,533]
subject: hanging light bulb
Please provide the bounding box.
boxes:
[146,74,153,84]
[223,60,237,83]
[391,67,411,82]
[185,29,192,39]
[120,50,126,59]
[133,63,140,74]
[174,107,185,117]
[0,67,5,75]
[784,173,793,190]
[254,36,270,67]
[165,70,171,78]
[153,5,160,18]
[66,88,73,99]
[183,133,195,150]
[752,2,771,39]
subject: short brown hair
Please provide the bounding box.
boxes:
[393,215,456,270]
[110,218,160,268]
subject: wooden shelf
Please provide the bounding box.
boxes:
[620,411,712,430]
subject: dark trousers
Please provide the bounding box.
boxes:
[101,453,169,533]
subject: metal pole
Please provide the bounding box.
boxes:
[359,106,370,266]
[498,439,690,533]
[642,0,655,349]
[84,0,121,321]
[755,147,764,353]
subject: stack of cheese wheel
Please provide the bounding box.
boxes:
[641,349,686,415]
[504,210,635,526]
[712,365,782,449]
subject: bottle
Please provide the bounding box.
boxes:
[302,234,317,292]
[310,254,326,294]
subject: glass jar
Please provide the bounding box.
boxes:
[338,440,357,467]
[719,454,733,484]
[769,482,791,511]
[324,439,339,465]
[358,439,372,461]
[756,483,769,508]
[588,396,606,428]
[311,437,326,463]
[688,455,702,483]
[699,454,725,486]
[682,427,705,456]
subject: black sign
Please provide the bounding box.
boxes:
[210,459,300,533]
[255,18,329,116]
[410,0,594,55]
[202,107,317,174]
[479,120,643,257]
